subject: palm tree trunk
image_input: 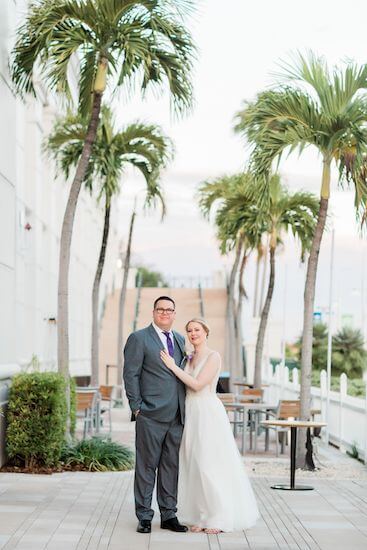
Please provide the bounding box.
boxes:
[297,158,330,468]
[253,245,262,317]
[91,197,111,386]
[235,251,248,378]
[227,238,243,382]
[117,210,136,389]
[258,235,269,315]
[254,246,276,388]
[238,250,248,301]
[57,92,102,432]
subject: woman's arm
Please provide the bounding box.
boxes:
[160,350,220,391]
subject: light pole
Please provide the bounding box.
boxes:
[325,228,335,446]
[281,263,288,369]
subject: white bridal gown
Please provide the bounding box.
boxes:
[178,353,260,532]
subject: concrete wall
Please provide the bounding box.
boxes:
[0,1,121,376]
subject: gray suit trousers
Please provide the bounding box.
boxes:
[135,412,183,521]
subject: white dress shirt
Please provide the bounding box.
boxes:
[152,322,175,351]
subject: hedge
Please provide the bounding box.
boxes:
[6,372,67,468]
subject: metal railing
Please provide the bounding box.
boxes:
[165,276,213,289]
[263,362,367,463]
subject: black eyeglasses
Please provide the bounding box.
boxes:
[155,308,175,314]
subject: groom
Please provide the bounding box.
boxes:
[123,296,188,534]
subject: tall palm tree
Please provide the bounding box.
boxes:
[235,52,367,464]
[211,174,318,387]
[11,0,195,387]
[229,176,318,387]
[46,106,172,386]
[253,242,265,317]
[198,175,248,380]
[199,173,265,381]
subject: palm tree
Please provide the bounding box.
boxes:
[235,52,367,465]
[295,322,328,373]
[198,175,250,380]
[210,174,318,387]
[46,106,172,386]
[253,242,265,317]
[116,208,136,390]
[251,177,318,387]
[332,327,367,378]
[11,0,195,388]
[199,173,267,381]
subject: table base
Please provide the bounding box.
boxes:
[271,484,314,491]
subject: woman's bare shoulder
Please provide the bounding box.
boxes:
[207,349,221,363]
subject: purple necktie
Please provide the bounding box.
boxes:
[163,331,174,357]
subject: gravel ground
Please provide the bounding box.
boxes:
[244,441,367,479]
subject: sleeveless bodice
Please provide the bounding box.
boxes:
[185,352,220,397]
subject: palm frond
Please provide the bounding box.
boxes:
[11,0,195,117]
[44,105,173,213]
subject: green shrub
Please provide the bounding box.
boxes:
[6,372,67,468]
[61,437,134,472]
[311,372,366,397]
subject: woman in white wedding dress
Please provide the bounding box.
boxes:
[160,318,259,534]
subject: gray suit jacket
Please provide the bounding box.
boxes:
[123,324,186,424]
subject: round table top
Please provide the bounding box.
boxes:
[235,402,278,410]
[233,382,269,387]
[261,419,327,428]
[223,402,278,410]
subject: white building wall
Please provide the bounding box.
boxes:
[0,1,121,375]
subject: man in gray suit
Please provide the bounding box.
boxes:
[123,296,188,534]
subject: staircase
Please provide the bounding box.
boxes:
[201,288,227,366]
[98,286,228,384]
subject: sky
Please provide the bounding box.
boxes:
[114,0,367,342]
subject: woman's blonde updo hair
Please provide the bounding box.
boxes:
[185,318,210,337]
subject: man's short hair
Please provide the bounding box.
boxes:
[153,296,175,309]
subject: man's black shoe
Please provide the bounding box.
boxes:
[137,520,151,533]
[160,517,188,532]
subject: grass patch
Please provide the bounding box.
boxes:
[61,437,134,472]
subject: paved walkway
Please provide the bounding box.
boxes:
[0,408,367,549]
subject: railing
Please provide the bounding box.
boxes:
[263,363,367,463]
[0,364,22,467]
[165,276,213,288]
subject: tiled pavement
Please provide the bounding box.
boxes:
[1,408,367,549]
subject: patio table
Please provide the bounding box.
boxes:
[224,402,278,454]
[261,419,326,491]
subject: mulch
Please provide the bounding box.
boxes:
[0,463,89,475]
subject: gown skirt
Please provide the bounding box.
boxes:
[178,390,260,532]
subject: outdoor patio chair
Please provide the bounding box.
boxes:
[76,390,99,439]
[240,388,264,402]
[262,399,301,456]
[99,385,117,433]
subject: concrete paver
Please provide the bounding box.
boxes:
[0,408,367,549]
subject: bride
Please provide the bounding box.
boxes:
[160,318,259,534]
